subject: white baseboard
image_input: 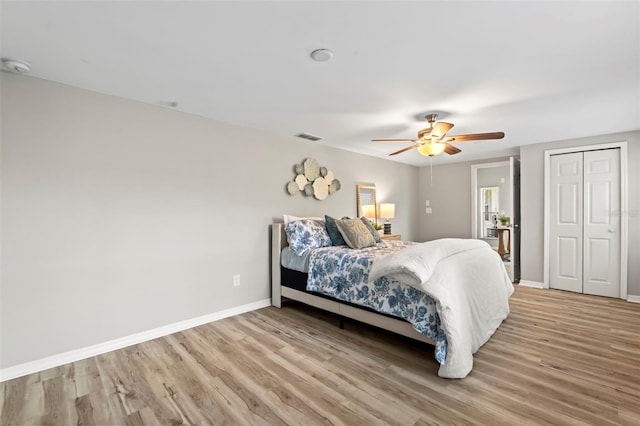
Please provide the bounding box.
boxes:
[517,282,639,303]
[0,298,271,383]
[518,280,544,289]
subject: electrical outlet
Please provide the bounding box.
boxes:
[233,274,241,287]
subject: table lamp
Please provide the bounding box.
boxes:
[362,204,376,222]
[379,203,395,235]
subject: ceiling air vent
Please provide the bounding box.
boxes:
[295,132,323,142]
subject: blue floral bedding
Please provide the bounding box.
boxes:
[307,241,447,364]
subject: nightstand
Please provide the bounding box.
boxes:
[379,233,401,241]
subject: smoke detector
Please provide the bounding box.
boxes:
[310,49,333,62]
[1,58,31,73]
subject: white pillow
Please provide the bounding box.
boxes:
[283,214,325,224]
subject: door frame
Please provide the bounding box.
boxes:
[510,157,521,282]
[543,141,628,298]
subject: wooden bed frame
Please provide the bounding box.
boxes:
[270,223,434,345]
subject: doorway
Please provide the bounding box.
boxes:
[471,158,521,282]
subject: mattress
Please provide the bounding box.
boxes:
[279,265,413,324]
[281,266,308,292]
[280,246,311,273]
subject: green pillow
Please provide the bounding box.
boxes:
[324,215,347,246]
[360,216,382,243]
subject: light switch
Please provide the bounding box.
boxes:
[426,207,432,214]
[425,200,430,207]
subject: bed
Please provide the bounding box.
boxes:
[271,219,514,378]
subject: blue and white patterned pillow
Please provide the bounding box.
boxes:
[285,219,332,256]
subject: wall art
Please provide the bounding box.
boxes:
[286,158,341,200]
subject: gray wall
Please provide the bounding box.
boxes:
[416,158,513,242]
[519,131,640,295]
[0,73,419,368]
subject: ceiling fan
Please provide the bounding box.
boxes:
[372,114,505,157]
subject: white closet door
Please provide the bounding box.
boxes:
[549,152,583,293]
[583,149,620,297]
[549,149,621,297]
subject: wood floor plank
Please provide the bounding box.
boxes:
[74,394,96,425]
[165,328,289,425]
[1,286,639,425]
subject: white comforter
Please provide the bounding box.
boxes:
[368,238,514,379]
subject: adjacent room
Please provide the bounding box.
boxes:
[1,1,639,424]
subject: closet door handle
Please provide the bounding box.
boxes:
[607,228,615,233]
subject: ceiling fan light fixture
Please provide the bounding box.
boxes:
[418,142,446,157]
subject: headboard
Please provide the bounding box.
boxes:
[273,222,287,250]
[271,223,286,307]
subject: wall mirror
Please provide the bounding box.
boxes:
[480,186,500,238]
[356,184,377,221]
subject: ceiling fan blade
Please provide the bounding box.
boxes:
[430,122,454,140]
[417,128,432,139]
[444,143,461,155]
[389,145,419,156]
[444,132,505,142]
[371,138,416,142]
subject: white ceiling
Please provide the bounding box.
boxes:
[2,1,639,166]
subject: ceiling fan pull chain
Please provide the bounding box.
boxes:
[430,156,434,186]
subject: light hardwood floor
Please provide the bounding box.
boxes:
[1,286,639,425]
